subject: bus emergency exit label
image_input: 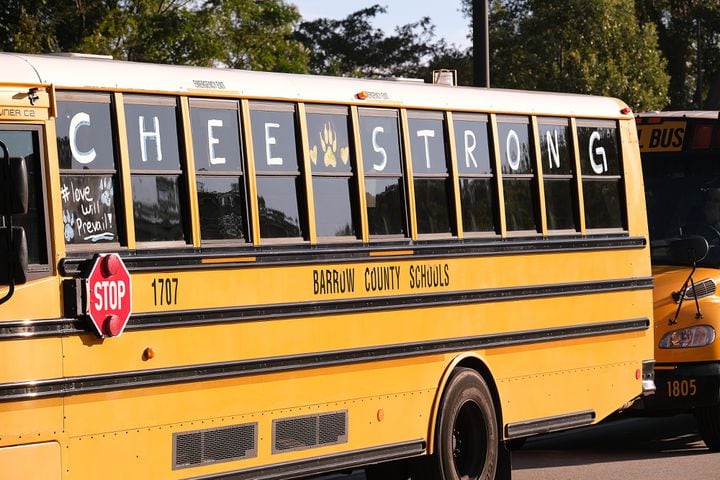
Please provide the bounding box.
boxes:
[637,121,686,153]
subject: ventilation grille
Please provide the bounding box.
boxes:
[173,423,257,469]
[679,278,717,302]
[273,410,348,454]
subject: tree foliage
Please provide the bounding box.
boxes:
[0,0,308,71]
[636,0,720,109]
[460,0,669,111]
[293,5,442,78]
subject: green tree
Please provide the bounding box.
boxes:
[0,0,308,71]
[636,0,720,109]
[461,0,669,111]
[293,5,442,78]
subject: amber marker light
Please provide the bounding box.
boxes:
[356,91,369,100]
[143,347,156,360]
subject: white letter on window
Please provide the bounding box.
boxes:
[417,129,435,169]
[506,129,521,171]
[208,119,225,165]
[139,116,163,162]
[69,112,96,165]
[546,129,560,169]
[589,131,607,174]
[464,130,478,169]
[371,126,388,171]
[264,122,283,166]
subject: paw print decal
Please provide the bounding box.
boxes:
[309,122,349,168]
[99,177,113,207]
[63,210,75,242]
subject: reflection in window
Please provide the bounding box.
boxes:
[539,119,578,231]
[190,100,248,242]
[306,107,358,239]
[577,121,625,229]
[56,93,121,245]
[453,114,497,234]
[250,103,305,240]
[497,116,538,232]
[124,96,186,242]
[359,108,407,237]
[408,112,453,235]
[0,129,47,265]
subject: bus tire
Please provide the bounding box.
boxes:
[696,404,720,451]
[434,368,499,480]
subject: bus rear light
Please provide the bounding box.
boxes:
[620,107,632,115]
[659,325,716,349]
[356,91,368,100]
[691,124,713,149]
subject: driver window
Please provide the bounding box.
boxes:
[0,126,50,276]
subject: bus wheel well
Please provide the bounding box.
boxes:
[453,357,504,434]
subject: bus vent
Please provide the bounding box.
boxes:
[272,410,348,454]
[173,423,257,469]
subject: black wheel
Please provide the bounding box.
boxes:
[696,405,720,451]
[434,368,499,480]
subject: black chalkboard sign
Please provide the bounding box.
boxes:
[60,174,117,244]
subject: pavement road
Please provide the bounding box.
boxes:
[305,413,720,480]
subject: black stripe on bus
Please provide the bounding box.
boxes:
[505,410,596,439]
[184,440,426,480]
[58,235,646,275]
[0,277,653,339]
[0,317,649,402]
[128,277,654,330]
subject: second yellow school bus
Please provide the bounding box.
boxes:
[0,53,654,480]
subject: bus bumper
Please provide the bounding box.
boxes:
[643,362,720,411]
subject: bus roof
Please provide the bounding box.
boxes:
[1,52,631,119]
[638,111,720,120]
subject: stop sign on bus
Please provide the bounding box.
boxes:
[86,253,132,337]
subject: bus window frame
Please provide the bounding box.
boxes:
[451,112,500,239]
[188,97,251,247]
[1,124,51,279]
[358,107,411,242]
[56,91,126,253]
[496,114,541,237]
[406,109,456,239]
[304,103,361,244]
[537,116,581,235]
[249,101,308,245]
[123,94,192,249]
[576,118,628,234]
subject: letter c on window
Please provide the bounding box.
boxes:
[69,112,97,165]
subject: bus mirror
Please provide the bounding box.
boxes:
[0,157,28,215]
[0,226,28,285]
[670,236,709,266]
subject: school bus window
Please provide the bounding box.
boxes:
[577,120,626,230]
[305,105,359,239]
[358,108,408,237]
[497,116,539,233]
[538,117,579,231]
[124,95,187,243]
[56,93,122,245]
[0,128,48,268]
[408,110,453,235]
[250,102,305,240]
[453,113,498,234]
[189,99,249,243]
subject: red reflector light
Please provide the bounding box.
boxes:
[620,107,632,115]
[692,124,713,149]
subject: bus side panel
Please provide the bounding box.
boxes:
[0,442,61,480]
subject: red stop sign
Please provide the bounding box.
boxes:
[86,253,132,337]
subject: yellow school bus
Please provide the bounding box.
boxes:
[637,111,720,450]
[0,53,654,480]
